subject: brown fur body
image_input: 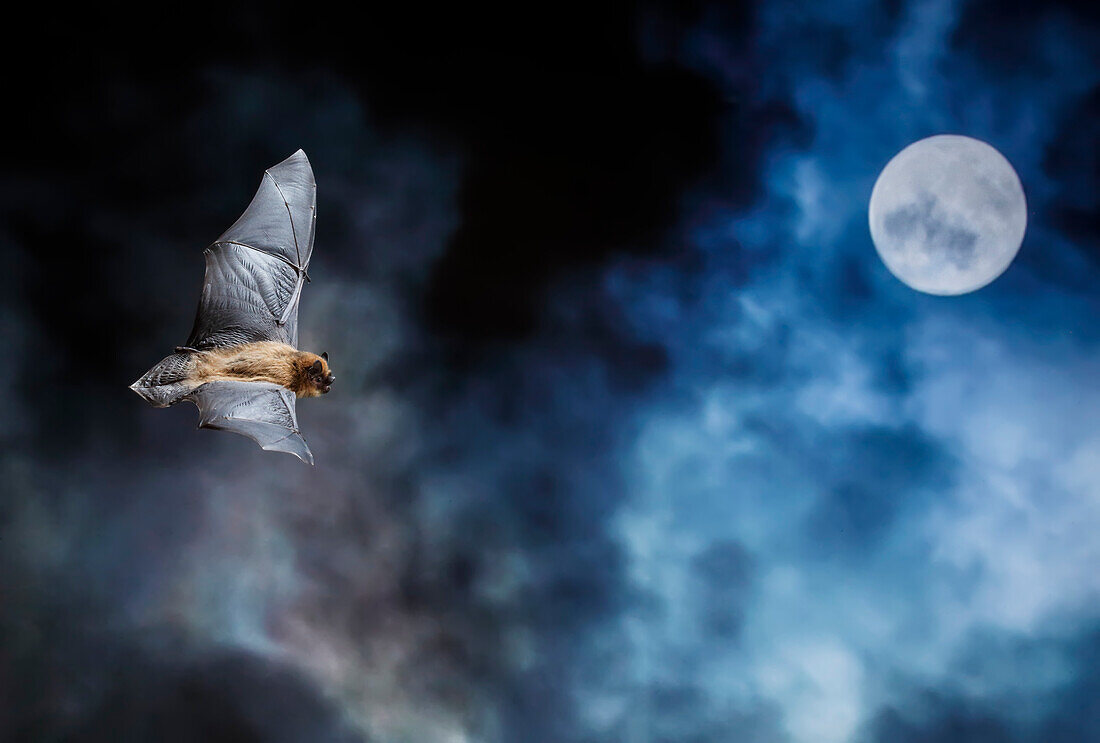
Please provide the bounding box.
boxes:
[187,341,332,398]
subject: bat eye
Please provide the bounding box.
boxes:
[321,352,328,361]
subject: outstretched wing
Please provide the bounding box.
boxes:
[186,380,314,464]
[186,150,317,350]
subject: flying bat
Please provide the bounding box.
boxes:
[131,150,333,464]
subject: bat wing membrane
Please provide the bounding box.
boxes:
[186,380,314,464]
[186,150,317,350]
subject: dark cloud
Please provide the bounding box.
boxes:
[3,627,362,743]
[952,0,1100,76]
[1045,87,1100,267]
[807,425,955,554]
[690,540,754,639]
[863,705,1017,743]
[861,628,1100,743]
[2,9,702,732]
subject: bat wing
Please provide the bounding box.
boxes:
[186,150,317,350]
[186,380,314,464]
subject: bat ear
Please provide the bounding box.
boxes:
[321,352,328,361]
[311,359,324,373]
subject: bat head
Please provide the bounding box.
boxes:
[306,353,335,395]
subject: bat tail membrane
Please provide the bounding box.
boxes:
[130,351,195,408]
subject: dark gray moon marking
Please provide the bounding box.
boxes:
[881,193,978,270]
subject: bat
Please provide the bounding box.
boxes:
[130,150,334,464]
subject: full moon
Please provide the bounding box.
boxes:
[868,135,1027,295]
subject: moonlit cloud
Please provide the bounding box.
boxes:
[601,1,1100,740]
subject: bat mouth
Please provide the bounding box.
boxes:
[320,373,334,393]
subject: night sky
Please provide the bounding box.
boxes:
[3,2,1099,742]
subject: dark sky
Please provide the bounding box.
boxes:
[2,2,1099,742]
